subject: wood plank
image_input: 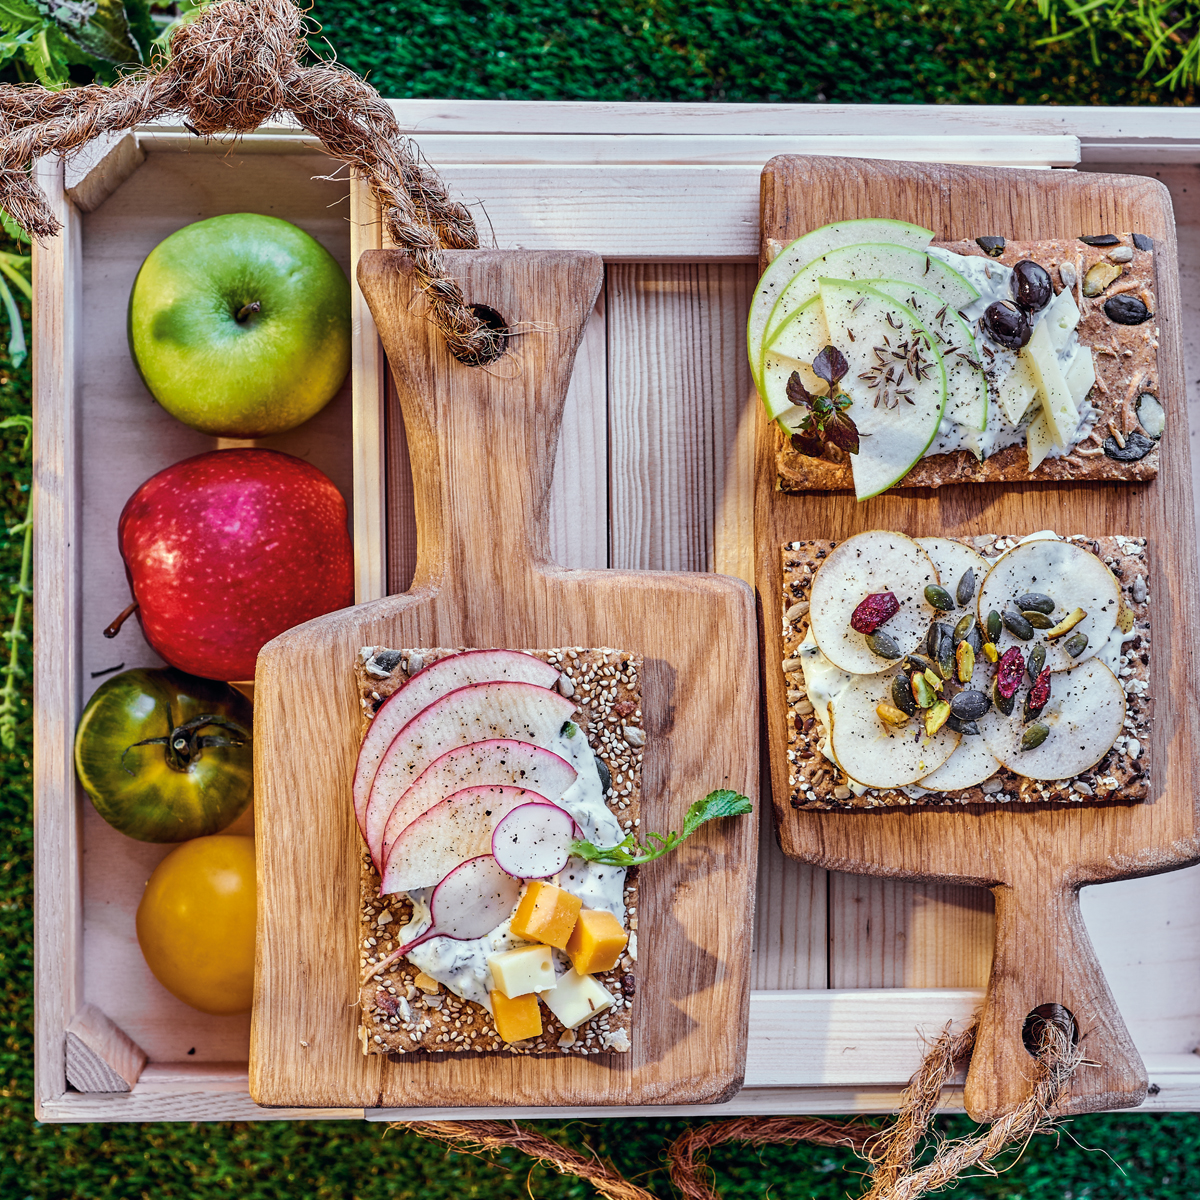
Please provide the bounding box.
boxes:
[757,156,1197,1121]
[64,1003,147,1093]
[32,155,82,1117]
[251,249,759,1108]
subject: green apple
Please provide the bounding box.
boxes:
[128,213,351,438]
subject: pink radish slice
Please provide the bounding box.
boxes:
[491,802,577,879]
[381,785,555,894]
[362,681,576,868]
[379,740,578,868]
[353,650,560,839]
[364,855,521,982]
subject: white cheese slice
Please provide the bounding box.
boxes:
[998,352,1039,426]
[539,968,614,1029]
[488,944,557,999]
[1064,347,1097,407]
[1026,408,1057,472]
[1045,285,1081,354]
[1025,321,1079,447]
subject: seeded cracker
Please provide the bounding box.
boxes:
[353,648,641,1057]
[777,236,1162,492]
[780,537,1152,809]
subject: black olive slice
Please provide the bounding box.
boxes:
[1079,234,1121,247]
[1104,295,1153,325]
[981,300,1032,349]
[1131,233,1154,251]
[975,236,1005,257]
[1010,260,1052,312]
[1102,431,1156,462]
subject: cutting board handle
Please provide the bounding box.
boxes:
[965,874,1147,1120]
[357,249,604,580]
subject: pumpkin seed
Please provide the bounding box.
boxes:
[1083,260,1121,297]
[1059,262,1077,289]
[866,629,901,659]
[956,640,975,683]
[1046,606,1086,639]
[891,672,917,716]
[1136,392,1165,440]
[956,569,976,606]
[1023,610,1054,629]
[926,623,950,670]
[1103,430,1155,461]
[975,236,1005,257]
[876,702,911,727]
[911,673,936,709]
[1017,592,1055,614]
[1021,723,1050,752]
[925,584,955,611]
[1003,609,1035,640]
[903,654,936,678]
[1132,233,1154,251]
[1028,644,1047,678]
[953,613,976,644]
[1080,234,1120,247]
[924,700,952,737]
[982,641,1000,663]
[986,610,1002,641]
[1108,245,1134,264]
[947,714,981,735]
[1104,294,1152,325]
[1064,630,1089,658]
[950,689,990,721]
[993,678,1015,716]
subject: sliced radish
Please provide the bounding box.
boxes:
[491,802,577,879]
[378,740,577,869]
[353,649,560,840]
[381,785,555,894]
[363,681,577,867]
[364,855,521,982]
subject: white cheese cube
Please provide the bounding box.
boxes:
[997,352,1039,426]
[539,968,614,1030]
[1064,347,1097,407]
[1024,321,1079,448]
[488,944,557,999]
[1026,408,1057,472]
[1044,286,1081,354]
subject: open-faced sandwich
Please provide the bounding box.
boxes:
[352,647,644,1056]
[750,220,1163,499]
[779,531,1151,809]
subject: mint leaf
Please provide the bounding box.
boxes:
[570,789,752,867]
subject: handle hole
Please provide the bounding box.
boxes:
[1022,1003,1079,1058]
[452,304,509,366]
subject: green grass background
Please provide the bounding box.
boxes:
[5,0,1200,1195]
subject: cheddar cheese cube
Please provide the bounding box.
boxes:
[539,968,614,1030]
[488,943,557,998]
[490,989,542,1042]
[565,908,628,975]
[511,881,582,950]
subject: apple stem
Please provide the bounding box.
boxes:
[103,601,139,639]
[235,300,261,323]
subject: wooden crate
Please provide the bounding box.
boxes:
[33,103,1200,1122]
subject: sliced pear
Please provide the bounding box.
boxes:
[748,218,934,387]
[978,659,1125,781]
[918,737,1001,792]
[873,281,986,431]
[762,242,980,369]
[814,281,947,500]
[809,530,939,673]
[829,671,959,789]
[915,538,991,618]
[977,538,1121,672]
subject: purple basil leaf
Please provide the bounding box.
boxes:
[825,411,860,455]
[798,414,815,433]
[785,371,812,408]
[834,394,852,411]
[790,433,825,457]
[812,394,833,416]
[812,345,849,386]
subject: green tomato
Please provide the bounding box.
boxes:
[74,668,253,843]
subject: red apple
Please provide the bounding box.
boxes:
[115,449,353,680]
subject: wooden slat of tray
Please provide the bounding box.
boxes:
[250,249,759,1109]
[755,156,1200,1120]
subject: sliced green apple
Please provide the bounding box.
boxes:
[760,294,828,422]
[873,281,986,431]
[748,218,934,387]
[815,281,948,501]
[977,659,1125,781]
[829,671,959,789]
[808,530,939,674]
[917,737,1001,792]
[762,242,979,365]
[976,538,1121,672]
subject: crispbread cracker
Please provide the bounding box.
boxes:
[776,235,1162,492]
[780,536,1152,809]
[353,647,642,1057]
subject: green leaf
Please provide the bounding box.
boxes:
[34,0,140,63]
[570,789,752,867]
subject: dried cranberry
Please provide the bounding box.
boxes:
[1028,667,1052,713]
[850,591,900,634]
[996,646,1026,699]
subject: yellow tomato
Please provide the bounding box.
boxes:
[136,835,256,1015]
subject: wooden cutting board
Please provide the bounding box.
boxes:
[249,249,758,1109]
[756,157,1200,1121]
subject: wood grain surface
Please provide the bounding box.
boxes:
[755,156,1200,1120]
[249,249,759,1109]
